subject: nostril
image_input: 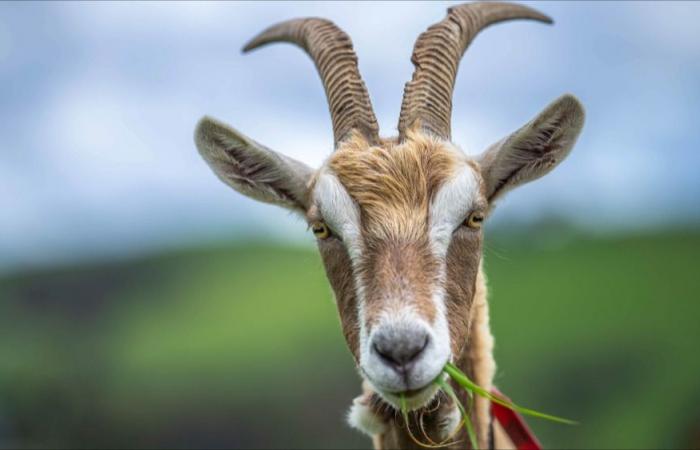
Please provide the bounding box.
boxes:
[371,329,431,371]
[373,342,400,368]
[408,335,430,362]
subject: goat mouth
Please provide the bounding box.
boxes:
[373,381,442,412]
[402,387,427,397]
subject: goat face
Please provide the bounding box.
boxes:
[309,132,484,408]
[195,2,584,411]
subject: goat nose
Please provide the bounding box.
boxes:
[372,326,430,372]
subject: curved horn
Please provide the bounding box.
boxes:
[244,18,380,147]
[397,2,552,141]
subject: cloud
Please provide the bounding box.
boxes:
[1,1,698,271]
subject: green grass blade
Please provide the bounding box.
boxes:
[400,393,410,425]
[435,377,478,450]
[444,363,577,426]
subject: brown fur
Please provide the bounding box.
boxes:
[317,237,362,362]
[360,236,439,331]
[445,228,483,356]
[458,267,495,449]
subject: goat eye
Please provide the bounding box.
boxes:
[465,211,484,229]
[311,221,331,239]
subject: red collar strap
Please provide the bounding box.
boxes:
[491,388,543,450]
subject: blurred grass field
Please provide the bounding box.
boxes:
[1,230,699,449]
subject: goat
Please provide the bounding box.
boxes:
[195,2,584,448]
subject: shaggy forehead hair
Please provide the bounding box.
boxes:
[328,130,472,240]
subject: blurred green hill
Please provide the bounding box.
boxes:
[1,231,699,449]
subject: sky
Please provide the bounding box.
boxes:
[1,1,699,272]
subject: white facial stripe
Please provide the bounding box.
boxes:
[313,170,363,261]
[313,169,369,369]
[425,162,481,371]
[314,169,361,258]
[430,288,452,362]
[429,164,481,257]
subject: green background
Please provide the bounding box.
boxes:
[1,230,699,449]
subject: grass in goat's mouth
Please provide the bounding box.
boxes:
[399,362,576,449]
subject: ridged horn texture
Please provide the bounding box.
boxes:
[243,18,379,147]
[397,2,553,141]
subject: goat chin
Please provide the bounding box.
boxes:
[348,386,461,440]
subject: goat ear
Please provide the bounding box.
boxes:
[478,94,584,202]
[195,116,314,213]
